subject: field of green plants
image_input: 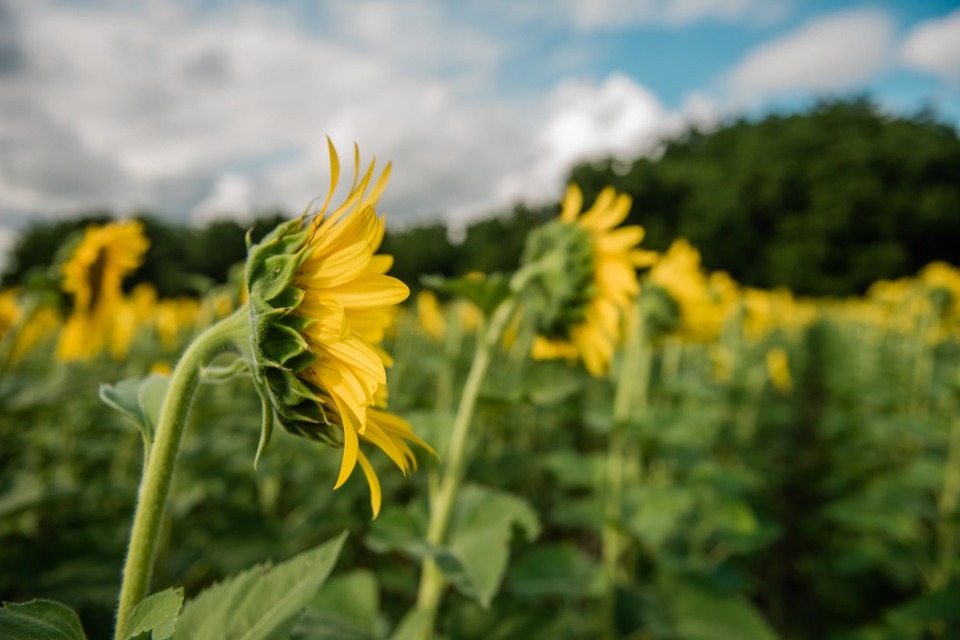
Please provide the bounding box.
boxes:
[2,177,959,640]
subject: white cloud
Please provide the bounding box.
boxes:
[566,0,789,29]
[0,1,688,233]
[0,0,710,268]
[0,1,518,225]
[901,8,960,84]
[486,74,676,217]
[191,173,255,225]
[723,9,896,99]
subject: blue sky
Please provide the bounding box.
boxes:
[0,0,958,265]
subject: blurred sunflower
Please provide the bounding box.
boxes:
[765,347,793,394]
[416,289,447,341]
[246,140,433,516]
[56,221,149,361]
[523,183,656,376]
[645,238,736,342]
[0,289,19,338]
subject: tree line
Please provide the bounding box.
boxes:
[3,98,958,300]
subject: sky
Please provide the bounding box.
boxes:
[0,0,959,266]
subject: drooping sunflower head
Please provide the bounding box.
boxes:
[520,183,656,376]
[245,140,433,516]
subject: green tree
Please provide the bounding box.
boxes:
[570,98,960,295]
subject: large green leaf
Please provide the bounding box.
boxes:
[292,570,384,640]
[437,484,541,607]
[122,587,183,640]
[0,599,88,640]
[173,531,347,640]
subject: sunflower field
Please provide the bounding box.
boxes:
[2,139,960,640]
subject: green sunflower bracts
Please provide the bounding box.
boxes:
[244,217,338,450]
[517,219,597,340]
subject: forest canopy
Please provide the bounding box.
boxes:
[4,98,958,299]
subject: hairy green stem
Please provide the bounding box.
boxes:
[414,296,519,637]
[114,305,249,639]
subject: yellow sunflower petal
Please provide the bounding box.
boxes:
[334,418,360,490]
[580,190,630,232]
[597,226,645,253]
[560,184,583,224]
[357,450,383,518]
[328,275,410,309]
[300,240,373,289]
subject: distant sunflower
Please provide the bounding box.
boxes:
[524,184,656,376]
[645,238,738,342]
[246,140,433,517]
[56,221,149,361]
[416,289,447,341]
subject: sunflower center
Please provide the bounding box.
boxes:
[85,246,109,313]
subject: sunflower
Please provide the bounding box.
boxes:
[765,347,793,394]
[645,238,737,342]
[0,289,19,339]
[56,221,149,361]
[416,289,447,341]
[523,183,656,376]
[245,140,433,516]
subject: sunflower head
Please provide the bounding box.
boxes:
[56,220,149,362]
[518,183,655,376]
[245,214,335,442]
[520,214,595,339]
[244,140,432,516]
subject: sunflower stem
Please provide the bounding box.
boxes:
[602,300,650,636]
[114,304,250,640]
[414,295,519,637]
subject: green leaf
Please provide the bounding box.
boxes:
[507,543,602,599]
[99,374,171,444]
[625,485,698,551]
[0,599,88,640]
[292,570,384,640]
[365,502,435,558]
[664,579,779,640]
[538,451,605,490]
[389,610,432,640]
[439,484,541,607]
[174,531,347,640]
[421,272,512,318]
[401,410,455,461]
[138,374,171,431]
[122,588,183,640]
